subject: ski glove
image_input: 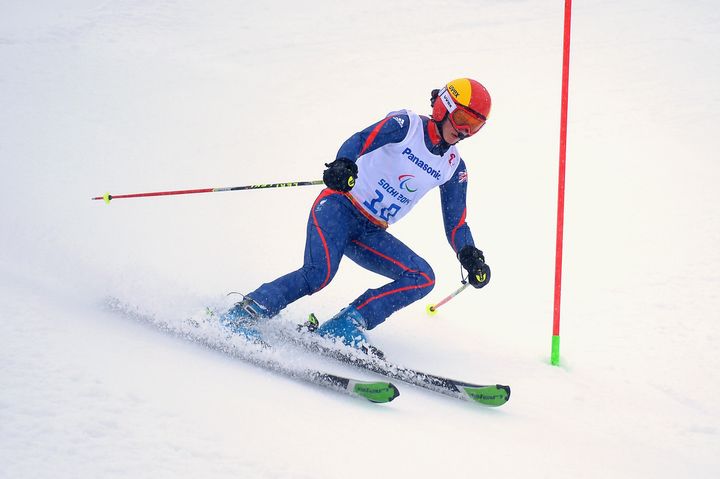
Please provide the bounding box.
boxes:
[458,245,491,289]
[323,158,358,192]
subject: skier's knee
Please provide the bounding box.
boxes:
[408,256,435,298]
[302,264,337,294]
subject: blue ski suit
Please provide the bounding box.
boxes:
[249,110,476,329]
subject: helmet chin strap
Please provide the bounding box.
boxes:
[431,118,448,145]
[431,117,464,152]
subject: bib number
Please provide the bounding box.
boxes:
[363,190,401,222]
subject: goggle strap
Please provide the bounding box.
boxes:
[439,87,457,114]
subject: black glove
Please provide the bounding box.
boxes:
[458,245,491,289]
[323,158,358,192]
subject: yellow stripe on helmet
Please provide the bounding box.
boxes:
[446,78,473,108]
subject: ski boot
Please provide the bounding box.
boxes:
[316,307,384,359]
[218,297,268,342]
[317,306,367,345]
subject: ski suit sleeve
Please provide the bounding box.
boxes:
[335,112,410,162]
[439,159,475,253]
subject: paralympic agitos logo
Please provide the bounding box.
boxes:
[398,174,417,192]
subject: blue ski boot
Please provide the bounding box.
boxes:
[218,297,268,342]
[317,306,369,348]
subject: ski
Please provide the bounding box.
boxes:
[270,319,510,407]
[106,299,399,404]
[316,374,400,404]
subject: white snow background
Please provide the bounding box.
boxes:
[1,0,719,477]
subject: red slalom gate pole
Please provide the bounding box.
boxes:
[91,180,324,204]
[552,0,572,366]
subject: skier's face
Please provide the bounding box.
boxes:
[441,118,465,145]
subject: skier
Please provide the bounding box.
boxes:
[221,78,492,349]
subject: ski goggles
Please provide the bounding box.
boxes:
[438,88,487,136]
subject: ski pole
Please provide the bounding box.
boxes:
[91,180,324,204]
[426,282,471,316]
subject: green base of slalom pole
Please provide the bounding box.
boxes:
[551,335,560,366]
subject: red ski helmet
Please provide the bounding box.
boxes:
[431,78,491,135]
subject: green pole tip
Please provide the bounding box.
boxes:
[551,335,560,366]
[103,193,111,204]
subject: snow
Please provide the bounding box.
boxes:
[1,0,719,477]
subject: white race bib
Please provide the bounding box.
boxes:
[350,110,460,225]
